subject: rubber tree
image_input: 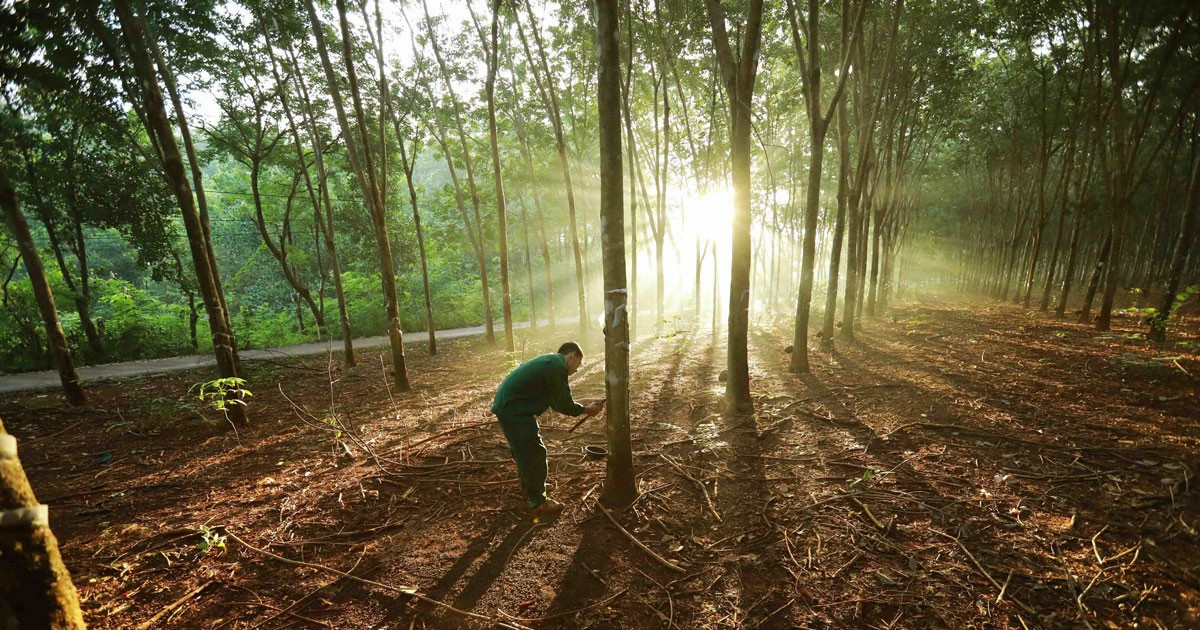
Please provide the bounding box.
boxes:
[114,0,245,425]
[704,0,764,413]
[517,4,589,343]
[391,117,439,352]
[422,0,497,344]
[257,13,355,360]
[145,23,240,371]
[0,168,85,406]
[785,0,862,373]
[304,0,410,390]
[482,0,515,351]
[1149,149,1199,341]
[333,0,409,387]
[0,416,85,628]
[596,0,634,507]
[502,40,557,330]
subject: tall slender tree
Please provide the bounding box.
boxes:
[786,0,863,372]
[482,0,515,351]
[597,0,634,507]
[114,0,245,425]
[704,0,765,412]
[1,168,85,406]
[304,0,409,389]
[517,4,589,342]
[422,0,497,344]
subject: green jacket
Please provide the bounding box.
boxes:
[491,353,585,418]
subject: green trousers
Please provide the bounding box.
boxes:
[496,414,548,509]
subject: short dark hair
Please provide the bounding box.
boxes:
[557,341,583,357]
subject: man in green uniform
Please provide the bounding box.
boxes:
[492,342,604,517]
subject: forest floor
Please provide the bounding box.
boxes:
[3,296,1199,629]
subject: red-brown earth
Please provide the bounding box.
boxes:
[3,297,1198,629]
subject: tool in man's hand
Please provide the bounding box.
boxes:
[568,398,606,433]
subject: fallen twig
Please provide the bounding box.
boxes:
[752,598,795,629]
[250,547,367,630]
[1091,525,1109,564]
[596,501,687,573]
[406,421,493,451]
[997,569,1013,604]
[929,529,1040,619]
[848,496,889,532]
[226,530,527,629]
[1055,543,1095,629]
[136,580,212,629]
[659,452,721,521]
[498,588,627,622]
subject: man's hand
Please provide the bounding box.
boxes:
[583,399,605,417]
[568,399,605,433]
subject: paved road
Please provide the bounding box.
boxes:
[0,320,554,395]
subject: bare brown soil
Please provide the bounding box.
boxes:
[3,298,1198,629]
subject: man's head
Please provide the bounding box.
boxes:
[557,341,583,375]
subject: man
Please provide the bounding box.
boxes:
[491,342,604,517]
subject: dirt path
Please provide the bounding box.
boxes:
[0,319,565,395]
[2,299,1197,629]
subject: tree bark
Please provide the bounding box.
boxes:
[115,0,245,424]
[423,0,496,344]
[146,24,239,370]
[1,168,85,406]
[0,416,86,628]
[483,0,515,351]
[1149,151,1199,341]
[518,5,589,342]
[705,0,764,411]
[597,0,634,507]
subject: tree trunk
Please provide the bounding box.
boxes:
[596,0,634,507]
[258,16,350,347]
[282,37,355,364]
[115,0,244,424]
[329,0,409,388]
[518,5,588,342]
[705,0,764,412]
[419,90,492,333]
[1,168,86,406]
[39,219,102,358]
[394,125,438,356]
[1079,232,1112,323]
[517,198,537,330]
[823,11,855,346]
[305,0,407,388]
[0,416,86,628]
[424,0,496,344]
[503,45,556,331]
[1039,166,1072,312]
[1056,199,1088,316]
[620,68,639,338]
[483,0,515,351]
[1149,152,1199,341]
[147,25,239,370]
[248,164,323,328]
[867,208,882,316]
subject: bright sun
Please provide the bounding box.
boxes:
[682,188,734,243]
